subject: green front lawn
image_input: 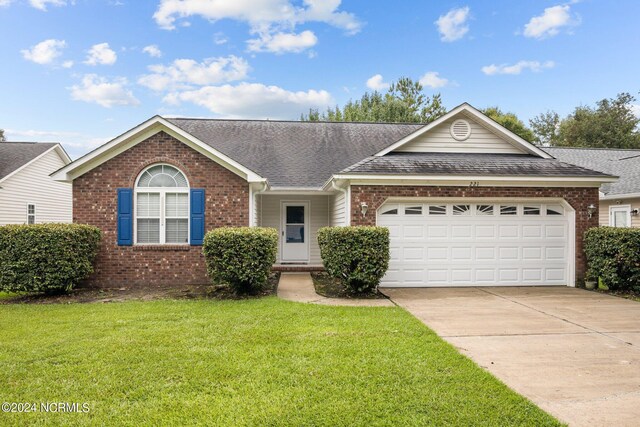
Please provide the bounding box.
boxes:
[0,298,560,426]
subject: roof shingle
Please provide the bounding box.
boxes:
[0,142,57,181]
[545,147,640,195]
[167,119,423,188]
[340,152,614,178]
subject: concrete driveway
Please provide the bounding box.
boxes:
[382,287,640,427]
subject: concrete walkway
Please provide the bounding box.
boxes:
[277,272,394,307]
[383,286,640,427]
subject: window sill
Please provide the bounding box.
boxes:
[133,244,191,251]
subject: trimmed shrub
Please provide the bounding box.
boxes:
[0,223,101,294]
[584,226,640,291]
[202,227,278,293]
[317,226,390,293]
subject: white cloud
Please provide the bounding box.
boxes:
[29,0,68,11]
[84,43,117,66]
[142,44,162,58]
[631,104,640,118]
[62,60,73,68]
[4,128,106,152]
[153,0,361,32]
[523,5,577,39]
[419,71,449,88]
[21,39,66,65]
[435,6,470,42]
[247,30,317,53]
[213,32,228,45]
[153,0,360,55]
[70,74,140,108]
[0,0,12,7]
[481,60,555,75]
[138,56,249,91]
[164,82,333,119]
[366,74,389,91]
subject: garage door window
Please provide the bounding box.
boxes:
[523,206,541,215]
[428,205,447,215]
[404,206,423,215]
[381,206,398,215]
[547,205,564,215]
[476,205,494,215]
[500,205,517,215]
[452,204,471,215]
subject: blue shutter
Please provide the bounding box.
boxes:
[117,188,133,246]
[190,188,205,245]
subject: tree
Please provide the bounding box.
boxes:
[529,111,561,146]
[481,107,535,142]
[0,129,5,142]
[530,93,640,148]
[301,77,447,124]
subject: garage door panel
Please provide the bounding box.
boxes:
[498,225,519,238]
[378,201,571,287]
[451,247,472,261]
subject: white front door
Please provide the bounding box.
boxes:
[378,201,573,287]
[610,205,631,227]
[281,202,309,262]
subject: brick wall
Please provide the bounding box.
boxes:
[73,131,249,287]
[350,185,600,286]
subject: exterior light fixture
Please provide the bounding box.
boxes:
[360,202,368,217]
[587,204,596,219]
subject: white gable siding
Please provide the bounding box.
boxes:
[0,149,72,225]
[393,116,526,155]
[329,191,347,226]
[259,194,328,264]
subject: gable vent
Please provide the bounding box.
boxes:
[450,119,471,141]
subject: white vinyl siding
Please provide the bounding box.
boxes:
[253,189,261,227]
[393,116,526,155]
[259,194,329,264]
[599,199,640,227]
[0,149,72,225]
[329,191,347,226]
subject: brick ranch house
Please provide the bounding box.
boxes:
[52,103,615,288]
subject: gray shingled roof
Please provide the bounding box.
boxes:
[340,152,614,178]
[167,119,423,188]
[0,142,57,181]
[545,147,640,195]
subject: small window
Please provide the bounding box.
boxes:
[381,207,398,215]
[500,205,517,215]
[546,205,564,216]
[404,206,423,215]
[27,204,36,224]
[452,204,471,215]
[523,206,541,216]
[428,205,447,215]
[476,205,494,215]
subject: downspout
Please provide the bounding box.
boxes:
[331,179,350,226]
[251,181,268,227]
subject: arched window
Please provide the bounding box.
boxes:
[135,164,189,244]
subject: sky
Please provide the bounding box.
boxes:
[1,0,639,158]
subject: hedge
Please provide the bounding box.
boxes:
[0,223,101,294]
[202,227,278,293]
[584,226,640,291]
[317,226,390,293]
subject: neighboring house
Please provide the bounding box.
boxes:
[546,147,640,228]
[0,142,72,225]
[52,104,615,288]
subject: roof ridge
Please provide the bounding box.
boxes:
[167,117,425,125]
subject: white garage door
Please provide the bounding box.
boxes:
[378,201,572,287]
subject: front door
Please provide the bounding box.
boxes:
[281,202,309,262]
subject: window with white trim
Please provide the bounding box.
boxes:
[135,164,189,244]
[27,204,36,224]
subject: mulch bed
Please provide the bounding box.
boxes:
[0,272,280,304]
[310,271,386,299]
